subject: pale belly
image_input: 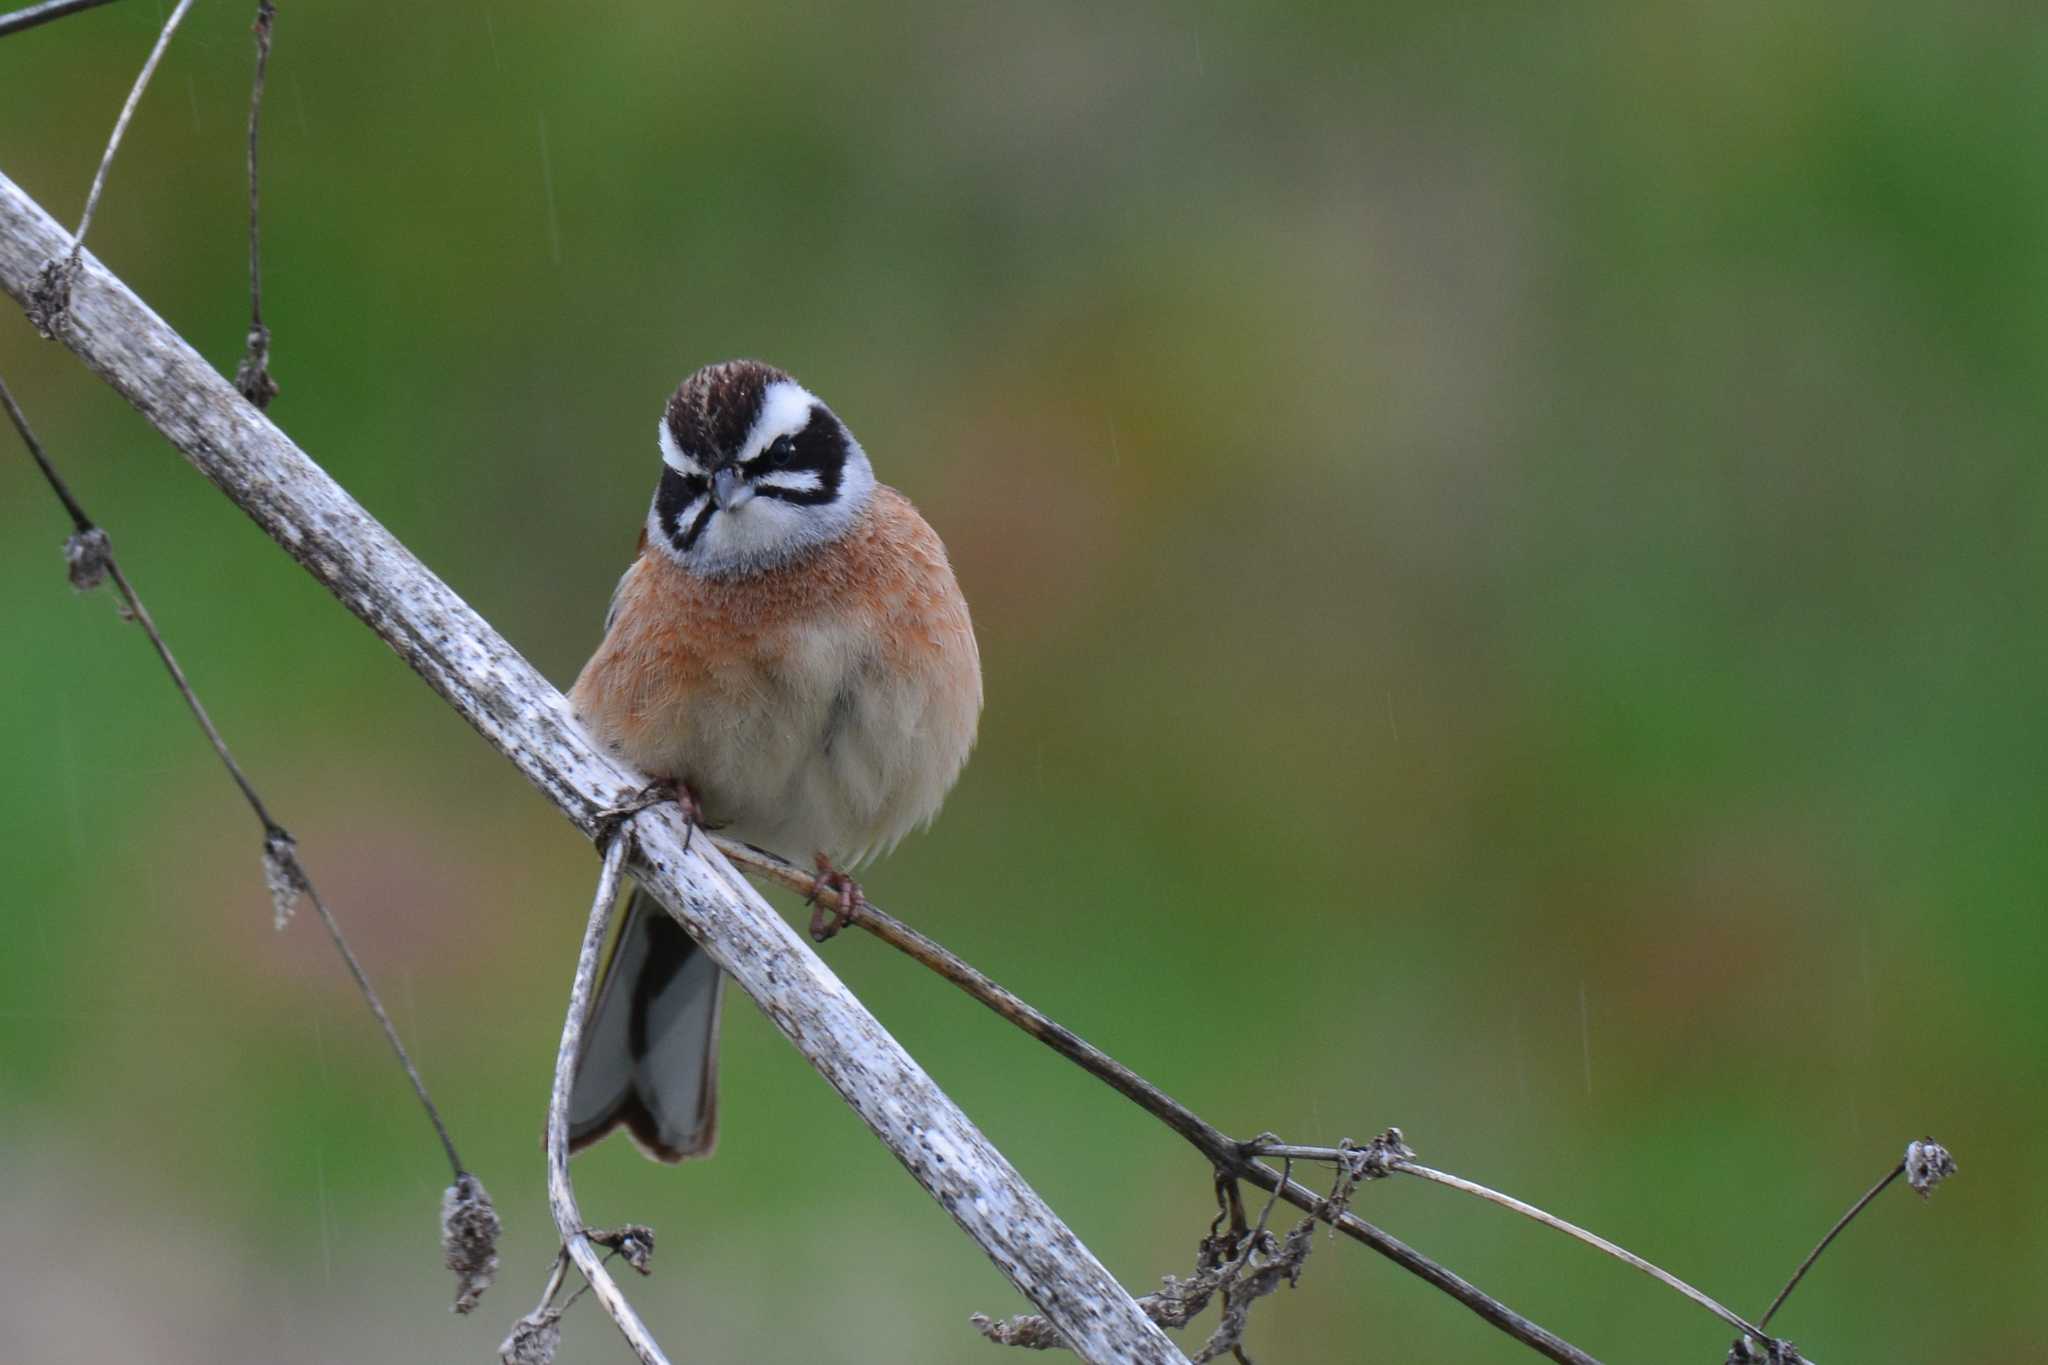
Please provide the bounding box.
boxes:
[579,620,973,867]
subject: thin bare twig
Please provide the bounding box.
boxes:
[27,0,194,333]
[1251,1135,1781,1344]
[1758,1137,1955,1334]
[0,369,461,1171]
[543,833,669,1365]
[501,1249,570,1365]
[0,0,121,39]
[0,372,91,532]
[1759,1163,1900,1331]
[718,838,1602,1365]
[233,0,279,408]
[299,872,464,1176]
[501,1239,646,1364]
[1388,1159,1770,1342]
[1257,1131,1956,1361]
[1,377,277,829]
[1,368,493,1309]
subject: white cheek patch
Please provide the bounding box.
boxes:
[657,419,706,476]
[757,469,824,496]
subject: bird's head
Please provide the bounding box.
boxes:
[647,360,876,576]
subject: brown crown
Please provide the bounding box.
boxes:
[662,359,793,463]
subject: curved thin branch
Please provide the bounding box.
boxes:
[1389,1160,1766,1341]
[1759,1160,1903,1330]
[546,835,668,1365]
[1251,1137,1773,1341]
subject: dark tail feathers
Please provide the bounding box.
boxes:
[567,888,725,1162]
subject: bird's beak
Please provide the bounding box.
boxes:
[712,465,752,512]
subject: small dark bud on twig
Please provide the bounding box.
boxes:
[1905,1138,1956,1197]
[234,324,279,409]
[64,527,111,592]
[1344,1127,1414,1181]
[1728,1334,1808,1364]
[442,1171,503,1314]
[499,1307,563,1365]
[589,1223,657,1275]
[261,827,308,929]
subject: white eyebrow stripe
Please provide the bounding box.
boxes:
[743,381,820,460]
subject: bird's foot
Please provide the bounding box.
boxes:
[596,778,709,851]
[805,853,865,942]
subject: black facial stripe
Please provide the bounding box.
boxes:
[682,495,718,549]
[655,467,711,549]
[741,405,847,501]
[740,445,798,478]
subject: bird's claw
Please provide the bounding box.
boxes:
[595,779,707,851]
[805,853,864,942]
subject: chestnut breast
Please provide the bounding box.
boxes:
[569,486,980,862]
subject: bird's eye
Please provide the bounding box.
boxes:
[769,436,795,467]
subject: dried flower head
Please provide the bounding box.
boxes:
[1345,1127,1415,1181]
[1905,1138,1957,1198]
[65,527,112,592]
[443,1172,503,1314]
[1728,1334,1808,1365]
[499,1307,562,1365]
[261,828,307,930]
[235,324,280,410]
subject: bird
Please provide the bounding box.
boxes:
[564,359,982,1163]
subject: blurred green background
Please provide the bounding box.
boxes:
[3,2,2041,1361]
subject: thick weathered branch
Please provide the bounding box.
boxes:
[0,166,1184,1365]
